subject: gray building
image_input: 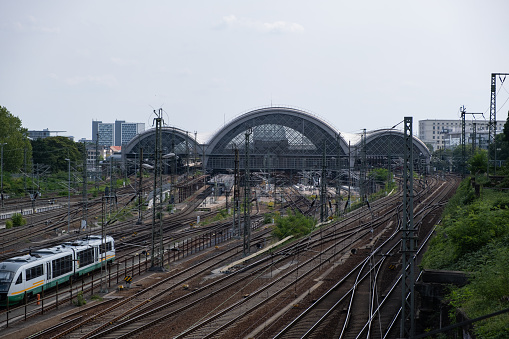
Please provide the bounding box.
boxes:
[120,122,145,145]
[419,119,505,151]
[28,128,69,140]
[92,120,144,146]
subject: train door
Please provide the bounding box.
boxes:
[46,262,51,281]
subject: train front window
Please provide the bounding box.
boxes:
[0,271,14,281]
[0,270,15,292]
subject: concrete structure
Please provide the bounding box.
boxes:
[419,119,506,151]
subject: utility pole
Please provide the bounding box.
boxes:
[387,129,394,190]
[100,190,113,293]
[346,141,351,212]
[194,131,198,176]
[150,109,165,271]
[65,158,71,234]
[137,147,143,224]
[0,143,6,209]
[109,157,115,216]
[460,106,483,177]
[320,141,327,222]
[82,142,88,232]
[472,123,477,153]
[186,131,190,178]
[243,129,252,256]
[172,127,176,203]
[95,133,99,190]
[233,147,240,236]
[23,147,27,194]
[401,117,415,338]
[336,134,341,217]
[488,73,509,175]
[360,129,367,203]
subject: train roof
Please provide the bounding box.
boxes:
[32,245,74,256]
[0,235,114,269]
[5,254,39,263]
[64,235,114,247]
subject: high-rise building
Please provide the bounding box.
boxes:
[92,121,115,146]
[120,123,145,145]
[92,120,145,146]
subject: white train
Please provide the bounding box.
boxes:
[0,235,115,306]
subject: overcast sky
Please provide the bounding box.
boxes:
[1,0,509,142]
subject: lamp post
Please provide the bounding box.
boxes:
[65,158,71,234]
[0,143,6,209]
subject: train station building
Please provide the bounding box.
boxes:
[121,107,431,176]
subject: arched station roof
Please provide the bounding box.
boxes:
[364,129,431,158]
[122,126,197,161]
[120,106,431,173]
[205,107,348,171]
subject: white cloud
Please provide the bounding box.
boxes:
[216,15,304,33]
[260,21,305,33]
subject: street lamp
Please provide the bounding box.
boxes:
[0,143,6,209]
[65,158,71,234]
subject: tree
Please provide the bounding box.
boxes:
[369,168,389,183]
[31,136,82,172]
[0,106,32,172]
[468,149,488,174]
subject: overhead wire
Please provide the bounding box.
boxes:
[496,80,509,114]
[479,76,506,116]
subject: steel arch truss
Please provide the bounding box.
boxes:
[205,107,348,171]
[122,126,196,163]
[362,130,430,173]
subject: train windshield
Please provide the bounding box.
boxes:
[0,270,15,292]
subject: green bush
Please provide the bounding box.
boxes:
[272,211,315,240]
[263,213,274,224]
[5,220,13,229]
[445,201,509,258]
[73,291,86,306]
[11,213,26,227]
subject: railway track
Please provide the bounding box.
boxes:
[271,175,459,339]
[0,174,459,339]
